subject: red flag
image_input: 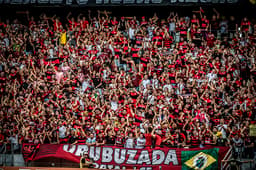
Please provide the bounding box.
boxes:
[200,7,204,13]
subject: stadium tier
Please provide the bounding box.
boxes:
[0,2,255,170]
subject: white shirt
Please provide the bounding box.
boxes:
[139,123,145,134]
[82,79,91,91]
[176,83,184,94]
[86,137,96,144]
[135,137,146,149]
[143,37,151,48]
[8,135,18,144]
[111,101,118,111]
[141,79,151,89]
[163,84,172,92]
[129,28,135,40]
[148,95,155,105]
[3,38,9,47]
[217,124,228,139]
[49,48,54,58]
[102,70,108,80]
[207,73,217,82]
[169,22,176,32]
[125,138,134,148]
[59,125,67,138]
[152,79,159,89]
[166,97,171,104]
[56,72,63,82]
[148,26,154,38]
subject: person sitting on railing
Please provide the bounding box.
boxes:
[80,151,94,168]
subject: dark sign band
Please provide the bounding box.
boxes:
[0,0,240,6]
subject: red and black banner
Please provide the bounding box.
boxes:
[22,143,39,161]
[22,144,232,170]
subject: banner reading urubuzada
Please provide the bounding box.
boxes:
[23,144,231,170]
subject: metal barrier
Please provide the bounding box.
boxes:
[0,143,22,166]
[2,143,254,169]
[221,159,255,170]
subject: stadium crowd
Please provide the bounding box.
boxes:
[0,8,255,159]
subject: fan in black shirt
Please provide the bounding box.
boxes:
[105,131,115,145]
[243,135,255,159]
[119,17,126,31]
[92,74,102,88]
[228,16,237,39]
[68,130,78,144]
[96,132,106,146]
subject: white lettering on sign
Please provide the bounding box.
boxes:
[164,149,178,165]
[89,146,101,161]
[74,145,88,156]
[152,150,165,165]
[102,147,113,163]
[114,148,126,164]
[137,150,151,165]
[60,144,228,170]
[126,150,138,164]
[63,144,76,154]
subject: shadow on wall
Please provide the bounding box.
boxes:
[29,157,79,168]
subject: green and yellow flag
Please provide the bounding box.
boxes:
[181,148,219,170]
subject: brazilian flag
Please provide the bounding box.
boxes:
[181,148,219,170]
